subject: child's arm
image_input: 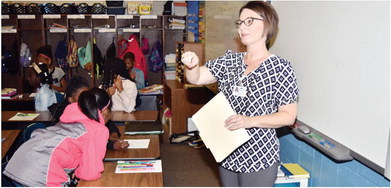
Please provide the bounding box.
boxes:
[117,80,138,113]
[75,127,108,180]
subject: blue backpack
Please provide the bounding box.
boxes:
[148,40,163,72]
[54,37,68,72]
[2,41,19,75]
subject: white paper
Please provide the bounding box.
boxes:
[92,15,109,19]
[17,15,35,19]
[140,15,158,19]
[74,28,91,33]
[122,28,140,33]
[117,15,134,19]
[43,14,61,19]
[191,92,251,162]
[9,112,40,121]
[125,139,150,149]
[67,15,85,19]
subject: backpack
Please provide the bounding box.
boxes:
[106,39,116,60]
[2,40,19,75]
[20,42,31,67]
[148,40,163,72]
[93,42,104,77]
[54,37,68,71]
[2,45,10,73]
[67,38,78,68]
[141,36,149,55]
[163,1,173,15]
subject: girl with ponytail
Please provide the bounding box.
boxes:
[4,87,112,187]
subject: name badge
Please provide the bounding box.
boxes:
[233,86,247,97]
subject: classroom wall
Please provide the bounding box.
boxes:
[279,133,390,187]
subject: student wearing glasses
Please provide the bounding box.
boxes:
[181,1,299,187]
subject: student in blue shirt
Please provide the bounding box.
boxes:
[123,52,145,90]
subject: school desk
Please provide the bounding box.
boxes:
[1,111,53,130]
[1,93,35,111]
[110,110,159,122]
[2,110,158,123]
[104,126,160,161]
[1,111,52,123]
[77,161,163,187]
[79,126,163,187]
[2,129,20,159]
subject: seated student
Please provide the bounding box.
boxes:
[101,57,138,113]
[47,76,129,150]
[48,75,90,124]
[3,88,111,187]
[36,45,67,102]
[123,52,145,90]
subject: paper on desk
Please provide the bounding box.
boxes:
[191,92,251,162]
[125,139,150,149]
[8,112,40,121]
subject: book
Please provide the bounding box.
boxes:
[115,160,162,173]
[124,121,163,135]
[139,84,163,94]
[2,88,16,95]
[2,92,18,99]
[8,112,40,121]
[280,163,310,179]
[2,88,17,99]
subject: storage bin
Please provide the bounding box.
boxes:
[107,7,125,15]
[106,1,123,7]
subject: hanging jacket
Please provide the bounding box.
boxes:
[3,103,109,187]
[118,34,148,80]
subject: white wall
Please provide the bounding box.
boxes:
[271,1,390,171]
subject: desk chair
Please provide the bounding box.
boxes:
[135,95,160,111]
[23,123,46,142]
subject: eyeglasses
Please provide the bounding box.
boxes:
[234,17,264,28]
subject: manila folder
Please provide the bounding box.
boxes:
[191,92,251,162]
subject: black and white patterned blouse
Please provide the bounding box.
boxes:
[205,50,299,173]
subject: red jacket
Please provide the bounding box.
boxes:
[4,103,109,187]
[118,34,148,80]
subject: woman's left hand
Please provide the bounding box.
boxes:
[224,114,254,130]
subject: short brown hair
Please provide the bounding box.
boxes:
[239,1,279,42]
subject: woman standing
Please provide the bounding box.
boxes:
[181,1,299,186]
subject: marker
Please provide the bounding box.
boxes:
[324,139,336,148]
[311,133,323,141]
[320,141,333,149]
